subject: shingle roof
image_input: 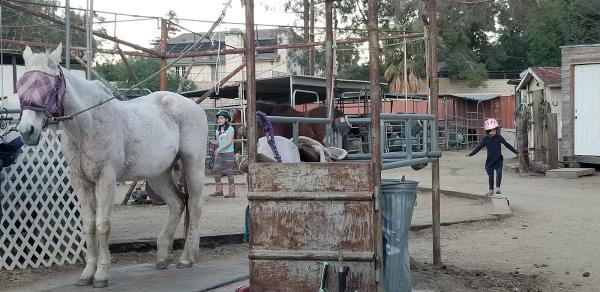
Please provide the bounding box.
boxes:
[530,67,561,85]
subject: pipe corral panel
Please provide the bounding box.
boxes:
[248,162,376,291]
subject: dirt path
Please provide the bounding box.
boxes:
[387,150,600,291]
[108,184,497,242]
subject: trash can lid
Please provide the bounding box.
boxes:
[381,178,419,192]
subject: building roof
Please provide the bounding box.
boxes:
[444,93,500,102]
[182,75,387,105]
[517,67,561,90]
[168,29,280,45]
[560,43,600,49]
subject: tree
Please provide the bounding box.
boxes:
[0,0,103,53]
[151,10,181,47]
[96,57,196,92]
[521,0,600,66]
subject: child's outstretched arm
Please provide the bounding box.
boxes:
[500,135,519,155]
[467,139,486,157]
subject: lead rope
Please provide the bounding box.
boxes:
[256,111,282,162]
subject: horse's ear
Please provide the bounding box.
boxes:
[50,43,63,64]
[23,46,33,63]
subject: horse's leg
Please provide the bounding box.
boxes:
[92,168,116,288]
[147,171,184,269]
[72,176,97,286]
[176,153,205,268]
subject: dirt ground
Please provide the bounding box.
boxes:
[109,176,496,242]
[2,243,550,291]
[3,144,599,291]
[391,150,600,291]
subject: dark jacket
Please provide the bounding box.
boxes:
[469,135,518,170]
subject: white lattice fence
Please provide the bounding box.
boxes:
[0,130,84,270]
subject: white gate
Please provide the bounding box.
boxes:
[1,130,84,270]
[574,64,600,157]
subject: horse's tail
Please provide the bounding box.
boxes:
[182,173,190,240]
[171,159,191,238]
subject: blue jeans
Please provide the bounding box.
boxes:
[486,163,503,190]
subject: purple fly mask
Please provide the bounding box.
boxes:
[16,67,66,118]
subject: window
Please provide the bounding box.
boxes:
[257,38,277,60]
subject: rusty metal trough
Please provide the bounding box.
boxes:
[248,162,377,290]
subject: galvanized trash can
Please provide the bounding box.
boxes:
[381,179,418,292]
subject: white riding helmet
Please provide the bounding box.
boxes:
[484,118,499,131]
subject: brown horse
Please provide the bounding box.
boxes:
[231,101,351,161]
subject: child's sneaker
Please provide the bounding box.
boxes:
[485,190,494,196]
[495,188,502,194]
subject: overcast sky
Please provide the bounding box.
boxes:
[63,0,299,49]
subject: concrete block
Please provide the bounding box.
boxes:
[546,168,595,179]
[491,196,512,217]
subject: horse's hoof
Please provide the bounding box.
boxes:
[93,279,109,288]
[76,277,93,286]
[156,260,170,269]
[176,260,193,269]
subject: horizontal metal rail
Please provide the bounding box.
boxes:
[0,108,22,114]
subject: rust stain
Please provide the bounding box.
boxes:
[251,260,376,292]
[249,162,373,192]
[248,163,377,290]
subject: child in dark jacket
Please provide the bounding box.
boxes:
[467,118,518,196]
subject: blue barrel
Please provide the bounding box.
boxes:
[381,179,418,292]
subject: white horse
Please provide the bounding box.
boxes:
[16,44,208,288]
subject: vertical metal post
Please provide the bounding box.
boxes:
[325,0,335,147]
[289,76,294,106]
[239,83,246,158]
[292,122,299,146]
[245,0,257,163]
[403,30,408,114]
[85,0,93,79]
[426,0,441,267]
[367,0,383,290]
[65,0,71,70]
[11,55,17,93]
[160,18,168,91]
[325,0,334,120]
[308,0,315,76]
[445,97,449,149]
[406,119,413,159]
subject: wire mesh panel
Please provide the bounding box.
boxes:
[0,130,84,270]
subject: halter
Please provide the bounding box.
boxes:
[16,67,66,123]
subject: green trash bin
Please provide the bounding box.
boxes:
[381,178,418,292]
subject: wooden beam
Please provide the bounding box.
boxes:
[367,0,382,291]
[195,63,246,104]
[160,19,168,91]
[116,46,140,83]
[165,33,424,59]
[0,38,154,58]
[426,0,442,267]
[546,113,559,170]
[0,0,163,58]
[245,0,257,163]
